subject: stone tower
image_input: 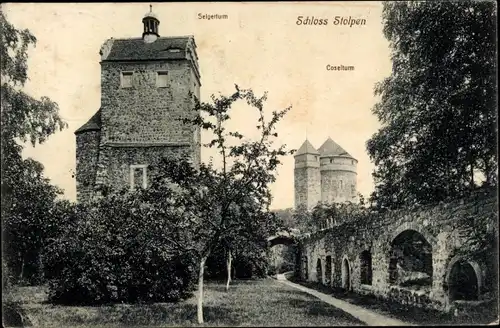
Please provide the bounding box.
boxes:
[294,140,321,210]
[75,6,201,203]
[318,137,358,204]
[294,137,357,210]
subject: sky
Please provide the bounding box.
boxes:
[3,2,392,210]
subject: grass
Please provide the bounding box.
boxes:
[288,277,498,326]
[4,278,365,327]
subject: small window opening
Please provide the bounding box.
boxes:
[130,164,148,190]
[121,72,133,88]
[157,71,168,88]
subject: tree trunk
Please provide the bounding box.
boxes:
[197,256,207,324]
[18,253,24,282]
[225,250,232,292]
[470,162,474,189]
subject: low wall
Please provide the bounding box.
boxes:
[297,189,498,312]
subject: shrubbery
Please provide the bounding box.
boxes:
[43,191,197,305]
[205,245,268,280]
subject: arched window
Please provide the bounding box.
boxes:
[360,250,372,285]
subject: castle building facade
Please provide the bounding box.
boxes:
[75,7,201,202]
[294,137,358,210]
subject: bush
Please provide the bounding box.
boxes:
[205,245,269,280]
[43,192,197,305]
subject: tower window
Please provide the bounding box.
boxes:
[121,71,133,88]
[330,158,333,164]
[130,164,148,190]
[157,71,168,88]
[340,180,343,189]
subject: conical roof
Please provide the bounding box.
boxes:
[294,139,319,156]
[318,137,354,158]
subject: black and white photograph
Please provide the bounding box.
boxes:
[1,1,498,326]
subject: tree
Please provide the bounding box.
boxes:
[273,208,296,229]
[220,200,279,290]
[367,1,497,210]
[1,9,67,284]
[165,86,291,323]
[291,205,315,233]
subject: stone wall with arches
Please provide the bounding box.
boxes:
[297,189,497,313]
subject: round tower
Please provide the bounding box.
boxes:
[294,139,321,210]
[318,137,358,204]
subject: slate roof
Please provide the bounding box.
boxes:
[103,37,193,61]
[294,139,319,156]
[318,137,354,158]
[75,109,101,134]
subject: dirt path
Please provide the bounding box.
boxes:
[276,274,412,326]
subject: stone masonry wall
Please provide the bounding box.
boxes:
[294,166,321,210]
[320,156,357,204]
[100,60,200,146]
[90,59,201,193]
[320,170,357,203]
[298,191,498,313]
[103,145,193,191]
[75,131,101,202]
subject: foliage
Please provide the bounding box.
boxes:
[273,208,295,229]
[44,188,198,305]
[167,85,292,323]
[309,201,369,230]
[1,9,68,285]
[367,1,497,211]
[291,205,315,233]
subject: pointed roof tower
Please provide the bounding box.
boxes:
[295,139,319,156]
[318,137,354,158]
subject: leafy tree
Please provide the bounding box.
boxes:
[367,1,497,210]
[158,86,291,323]
[220,201,279,290]
[291,204,315,233]
[1,9,67,284]
[273,207,295,229]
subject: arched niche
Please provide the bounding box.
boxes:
[388,229,433,288]
[360,250,373,285]
[316,258,323,284]
[446,257,482,301]
[325,255,332,286]
[342,256,351,290]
